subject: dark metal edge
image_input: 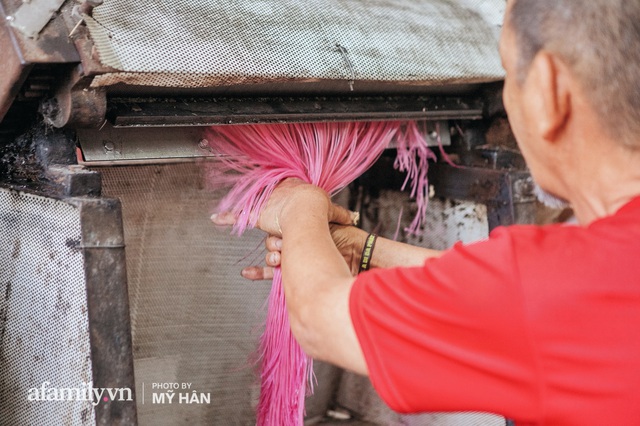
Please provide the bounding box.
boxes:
[110,95,484,127]
[71,197,138,426]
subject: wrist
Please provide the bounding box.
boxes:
[348,227,372,274]
[278,188,330,233]
[358,233,378,273]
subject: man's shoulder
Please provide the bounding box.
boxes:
[498,196,640,253]
[490,202,640,301]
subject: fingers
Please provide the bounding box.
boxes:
[330,224,368,276]
[210,211,237,226]
[265,235,282,252]
[241,266,274,281]
[265,250,281,267]
[239,242,280,281]
[329,203,359,226]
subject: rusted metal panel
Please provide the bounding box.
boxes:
[0,0,81,122]
[0,0,79,63]
[428,163,535,230]
[0,10,32,122]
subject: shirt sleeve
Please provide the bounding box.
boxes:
[349,227,541,419]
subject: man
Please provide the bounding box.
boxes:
[213,0,640,424]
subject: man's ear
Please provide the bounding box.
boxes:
[526,50,571,142]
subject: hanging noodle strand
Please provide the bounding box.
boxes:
[393,121,437,235]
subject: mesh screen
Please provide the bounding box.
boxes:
[86,0,505,89]
[98,163,340,425]
[0,188,95,425]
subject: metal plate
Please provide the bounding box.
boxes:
[7,0,65,38]
[76,124,215,164]
[77,120,450,164]
[0,188,95,425]
[85,0,505,89]
[106,96,482,127]
[0,187,137,425]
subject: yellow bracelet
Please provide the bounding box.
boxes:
[358,233,377,273]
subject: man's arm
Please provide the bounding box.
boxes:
[277,190,367,374]
[239,215,443,280]
[332,224,443,271]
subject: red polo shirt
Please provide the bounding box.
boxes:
[349,197,640,425]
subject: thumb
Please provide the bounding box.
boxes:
[210,211,237,226]
[329,203,359,226]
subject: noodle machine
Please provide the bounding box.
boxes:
[0,1,536,424]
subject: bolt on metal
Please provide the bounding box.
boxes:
[198,139,209,150]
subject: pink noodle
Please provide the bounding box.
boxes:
[436,122,460,169]
[393,122,437,235]
[206,122,401,425]
[206,121,437,424]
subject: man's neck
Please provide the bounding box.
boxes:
[568,141,640,225]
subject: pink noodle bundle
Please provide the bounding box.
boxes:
[207,121,436,425]
[206,121,401,425]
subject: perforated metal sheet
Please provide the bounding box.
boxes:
[87,0,505,89]
[0,188,95,425]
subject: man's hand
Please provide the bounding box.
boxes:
[212,179,357,236]
[211,178,361,280]
[240,235,282,281]
[240,225,369,280]
[210,178,438,375]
